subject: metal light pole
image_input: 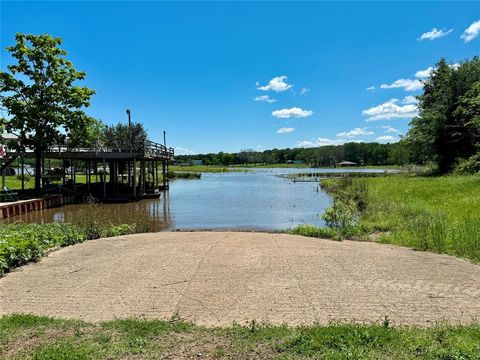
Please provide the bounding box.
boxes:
[126,109,132,153]
[163,130,166,148]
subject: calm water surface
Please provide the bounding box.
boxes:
[4,168,389,231]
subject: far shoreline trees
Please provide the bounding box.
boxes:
[175,142,410,167]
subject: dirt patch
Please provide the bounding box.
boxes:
[1,232,480,326]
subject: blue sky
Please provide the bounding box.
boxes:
[1,1,479,154]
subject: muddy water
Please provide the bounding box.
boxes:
[3,168,389,231]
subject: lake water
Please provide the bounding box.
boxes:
[3,168,390,231]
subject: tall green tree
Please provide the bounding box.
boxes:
[0,33,95,192]
[103,122,147,152]
[405,57,480,172]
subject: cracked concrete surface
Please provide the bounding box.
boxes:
[1,232,479,326]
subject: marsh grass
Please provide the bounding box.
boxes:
[168,171,201,179]
[1,314,479,359]
[323,175,480,262]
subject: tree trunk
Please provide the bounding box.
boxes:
[35,150,42,195]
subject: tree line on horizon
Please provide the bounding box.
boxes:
[0,33,479,194]
[174,142,409,167]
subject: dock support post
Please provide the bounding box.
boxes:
[133,158,137,199]
[140,160,145,194]
[162,160,166,189]
[166,159,169,189]
[72,160,77,194]
[102,158,106,198]
[21,156,25,192]
[87,160,90,193]
[41,157,45,190]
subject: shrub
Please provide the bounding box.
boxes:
[0,218,137,275]
[322,198,358,230]
[0,223,86,275]
[453,153,480,175]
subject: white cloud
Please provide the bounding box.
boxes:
[299,87,310,95]
[254,95,277,103]
[276,127,295,134]
[418,28,453,41]
[336,127,374,138]
[297,138,364,147]
[402,95,418,104]
[257,75,292,92]
[450,63,460,70]
[380,78,423,91]
[415,67,434,79]
[376,135,396,142]
[381,125,401,134]
[272,107,313,118]
[461,20,480,42]
[175,147,195,155]
[366,86,375,92]
[363,98,419,121]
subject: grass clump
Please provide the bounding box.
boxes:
[287,224,340,240]
[1,314,480,359]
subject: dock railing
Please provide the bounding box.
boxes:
[37,141,175,159]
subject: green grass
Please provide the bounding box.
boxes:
[0,314,479,359]
[322,175,480,262]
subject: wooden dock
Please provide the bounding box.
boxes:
[4,140,174,202]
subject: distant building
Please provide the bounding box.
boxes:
[190,160,203,166]
[337,161,358,167]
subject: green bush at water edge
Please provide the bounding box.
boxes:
[0,222,133,276]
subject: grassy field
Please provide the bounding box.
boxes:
[320,175,480,262]
[1,314,479,359]
[169,165,235,173]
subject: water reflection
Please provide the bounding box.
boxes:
[2,168,391,231]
